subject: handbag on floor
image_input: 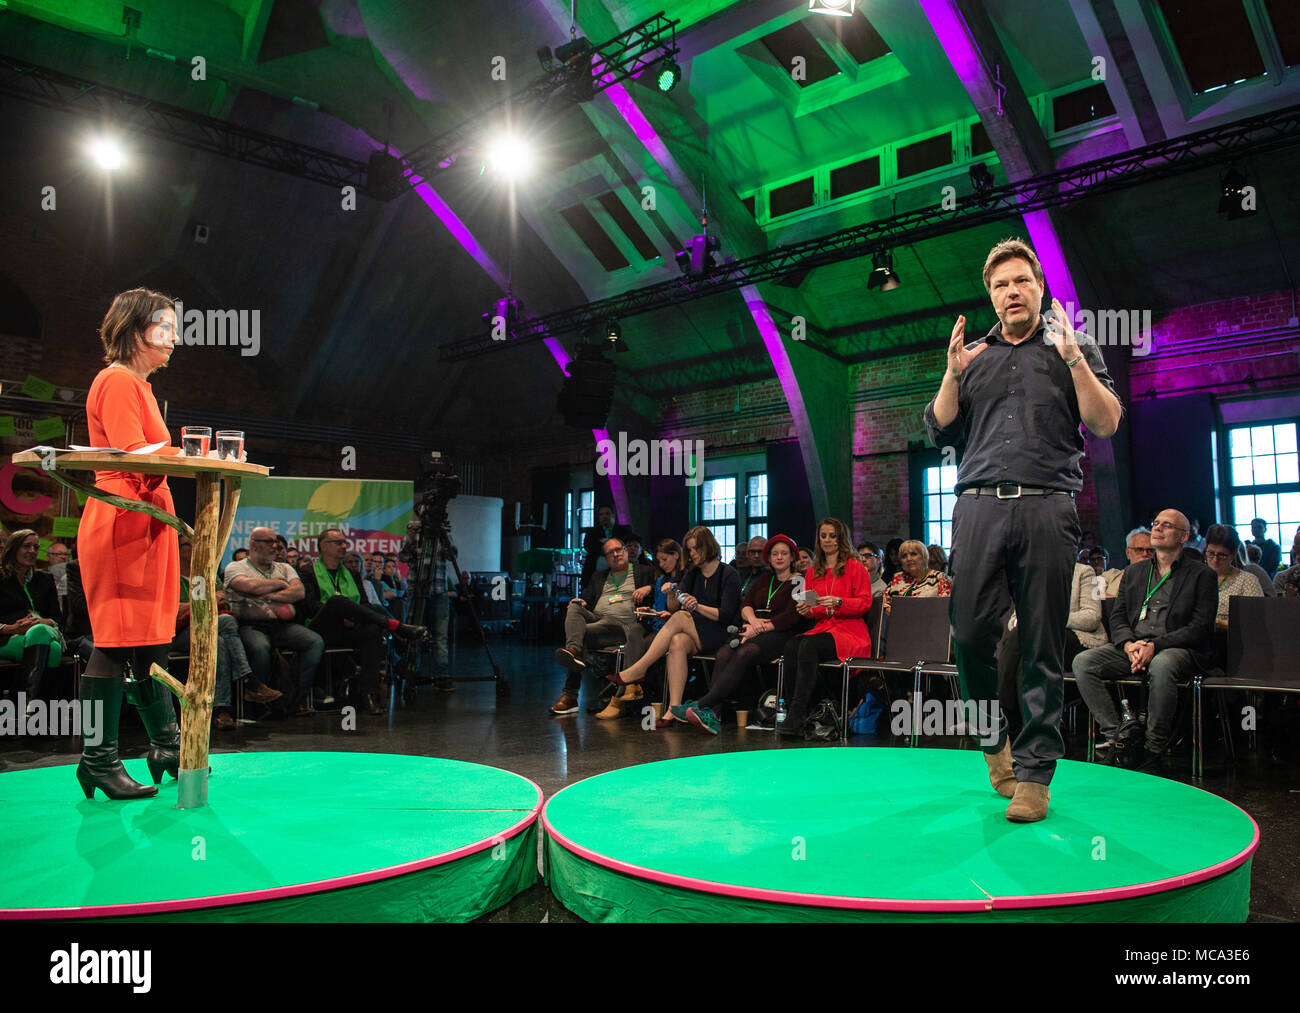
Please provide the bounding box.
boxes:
[804,699,840,741]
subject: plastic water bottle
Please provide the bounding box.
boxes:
[776,697,787,725]
[1120,699,1134,723]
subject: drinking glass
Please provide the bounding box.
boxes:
[215,430,245,462]
[181,426,211,457]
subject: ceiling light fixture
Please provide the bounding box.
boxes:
[657,55,681,92]
[809,0,855,17]
[88,135,125,171]
[867,250,901,291]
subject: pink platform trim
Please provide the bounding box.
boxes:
[542,784,1259,914]
[1,776,543,921]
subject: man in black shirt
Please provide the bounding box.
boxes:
[1249,518,1281,577]
[1072,509,1216,769]
[925,238,1122,823]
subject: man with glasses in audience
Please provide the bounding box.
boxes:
[579,505,636,588]
[857,541,887,600]
[550,537,654,716]
[1102,528,1151,596]
[297,529,426,716]
[1071,509,1216,770]
[731,536,769,596]
[225,526,324,715]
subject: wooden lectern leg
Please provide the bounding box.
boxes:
[176,473,220,808]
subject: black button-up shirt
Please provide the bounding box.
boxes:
[923,315,1118,493]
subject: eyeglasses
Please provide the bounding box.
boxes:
[321,538,346,545]
[860,552,878,559]
[250,537,276,544]
[604,547,626,557]
[1150,521,1187,532]
[1128,545,1154,555]
[1204,550,1234,562]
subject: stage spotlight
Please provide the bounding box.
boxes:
[867,251,901,291]
[1218,168,1255,220]
[969,162,994,194]
[603,319,629,353]
[657,55,681,92]
[88,136,124,171]
[809,0,855,16]
[485,133,535,181]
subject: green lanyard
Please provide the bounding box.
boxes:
[765,575,786,610]
[610,568,629,592]
[21,576,38,617]
[1140,564,1172,621]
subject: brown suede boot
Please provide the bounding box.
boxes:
[984,741,1016,798]
[1005,781,1050,822]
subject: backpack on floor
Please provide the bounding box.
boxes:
[848,692,886,735]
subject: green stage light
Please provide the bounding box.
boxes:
[657,56,680,92]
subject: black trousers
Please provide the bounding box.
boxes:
[780,633,839,723]
[698,629,793,710]
[310,596,388,696]
[950,492,1079,784]
[997,625,1090,745]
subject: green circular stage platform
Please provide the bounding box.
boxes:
[542,748,1257,922]
[0,752,541,922]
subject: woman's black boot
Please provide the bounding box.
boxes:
[75,676,158,800]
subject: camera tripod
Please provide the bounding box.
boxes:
[398,504,508,700]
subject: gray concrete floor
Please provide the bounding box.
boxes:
[3,638,1296,923]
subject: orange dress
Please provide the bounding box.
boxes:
[79,367,180,647]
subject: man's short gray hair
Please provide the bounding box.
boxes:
[1125,526,1151,547]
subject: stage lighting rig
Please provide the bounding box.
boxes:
[657,55,681,92]
[1218,167,1255,220]
[867,250,901,291]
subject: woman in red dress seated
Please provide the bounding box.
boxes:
[76,288,183,800]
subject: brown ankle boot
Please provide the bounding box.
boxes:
[984,741,1016,798]
[1005,781,1050,822]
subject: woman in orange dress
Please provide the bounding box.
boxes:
[76,288,183,800]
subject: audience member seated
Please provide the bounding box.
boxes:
[580,505,636,588]
[298,529,425,716]
[1079,530,1097,553]
[1071,509,1216,769]
[1088,546,1108,577]
[343,550,383,608]
[382,555,407,618]
[1271,531,1300,595]
[730,536,769,597]
[624,534,653,567]
[550,536,654,717]
[274,534,289,563]
[1249,518,1281,576]
[0,530,64,713]
[1102,528,1150,596]
[1204,524,1263,669]
[171,539,281,728]
[645,539,684,634]
[884,539,952,611]
[928,543,948,575]
[225,526,324,716]
[998,560,1106,742]
[681,534,805,734]
[775,517,872,737]
[63,559,94,662]
[286,546,300,569]
[46,541,70,607]
[231,547,248,562]
[795,546,813,574]
[881,537,904,583]
[606,526,741,727]
[857,541,887,600]
[1186,518,1206,555]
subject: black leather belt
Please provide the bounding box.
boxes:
[960,484,1074,499]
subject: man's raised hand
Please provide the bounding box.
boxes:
[946,315,986,378]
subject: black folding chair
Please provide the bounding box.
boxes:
[1194,597,1300,777]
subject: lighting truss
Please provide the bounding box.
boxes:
[399,12,679,184]
[440,101,1300,361]
[0,55,371,189]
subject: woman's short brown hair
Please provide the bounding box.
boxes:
[681,526,720,567]
[981,238,1044,293]
[99,287,177,365]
